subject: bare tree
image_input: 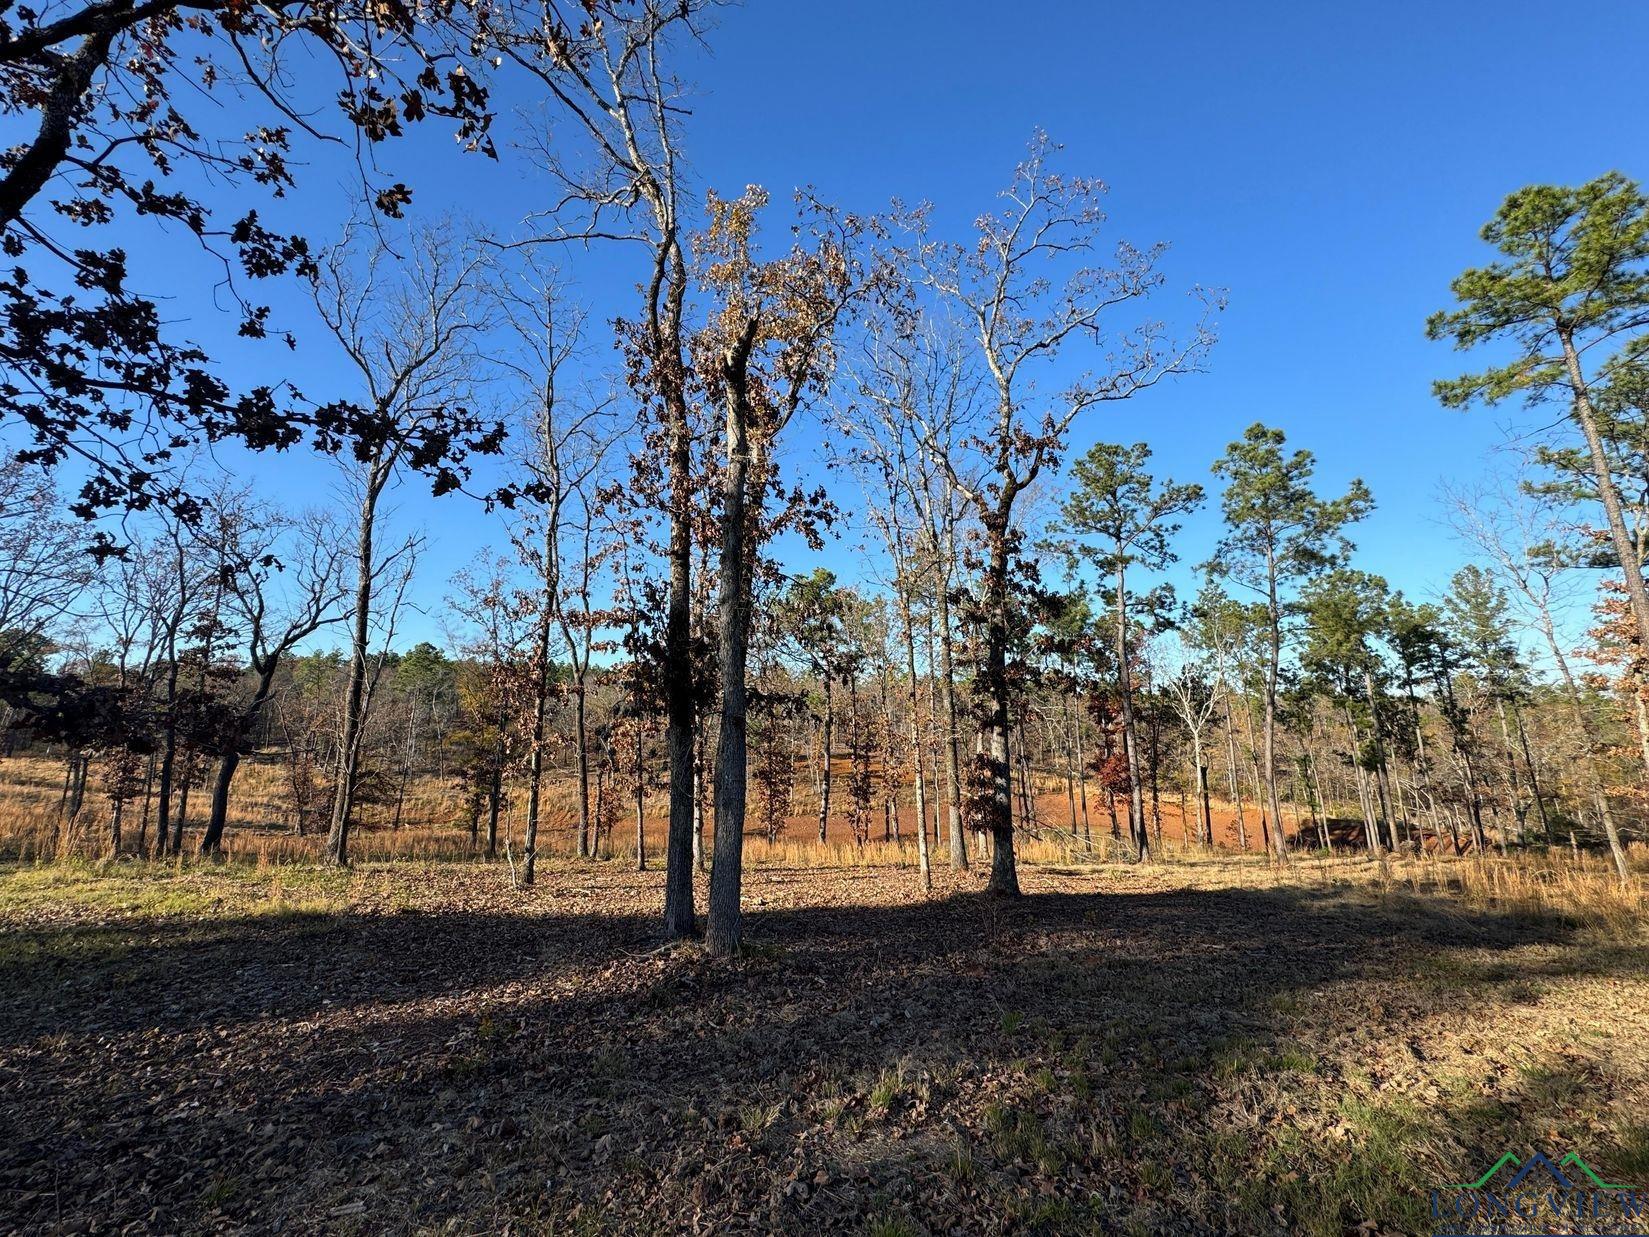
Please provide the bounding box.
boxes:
[199,505,350,854]
[313,223,493,865]
[902,132,1216,894]
[142,492,224,857]
[1161,633,1221,848]
[489,0,718,938]
[496,265,625,882]
[836,333,951,891]
[1447,484,1633,883]
[856,312,983,870]
[0,462,89,675]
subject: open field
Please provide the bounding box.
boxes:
[9,3,1649,1234]
[1,851,1646,1235]
[0,751,1374,868]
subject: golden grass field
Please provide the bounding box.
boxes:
[0,747,1364,865]
[2,750,1645,938]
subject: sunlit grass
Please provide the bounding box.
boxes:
[2,752,1643,944]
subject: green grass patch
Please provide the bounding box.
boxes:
[865,1217,918,1237]
[1232,1097,1430,1237]
[868,1067,902,1114]
[982,1102,1063,1175]
[1606,1121,1649,1181]
[0,862,349,922]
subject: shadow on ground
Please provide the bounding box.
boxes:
[0,868,1644,1234]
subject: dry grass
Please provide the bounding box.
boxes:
[1020,843,1649,942]
[1383,846,1649,939]
[3,751,1644,942]
[0,752,1271,863]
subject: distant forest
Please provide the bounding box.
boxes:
[2,0,1647,960]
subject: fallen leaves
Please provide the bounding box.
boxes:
[0,858,1644,1234]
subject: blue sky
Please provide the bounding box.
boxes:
[34,0,1649,648]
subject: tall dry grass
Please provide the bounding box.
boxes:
[0,752,501,863]
[1378,845,1649,939]
[1110,842,1649,940]
[1,752,1643,939]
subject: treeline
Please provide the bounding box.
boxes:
[1,0,1647,955]
[4,405,1646,896]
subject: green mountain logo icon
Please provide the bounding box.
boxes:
[1558,1151,1629,1190]
[1445,1150,1628,1191]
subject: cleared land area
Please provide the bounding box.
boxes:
[1,854,1644,1235]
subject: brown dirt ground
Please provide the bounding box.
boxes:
[1,856,1646,1235]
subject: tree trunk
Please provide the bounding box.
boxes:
[816,676,833,845]
[880,666,897,843]
[1534,603,1631,884]
[1147,689,1163,853]
[1261,550,1287,860]
[1063,692,1079,837]
[1222,692,1247,851]
[1458,744,1489,854]
[660,368,698,938]
[706,394,760,956]
[1558,328,1649,645]
[137,751,155,857]
[71,757,89,823]
[1114,559,1148,860]
[933,534,968,869]
[1343,705,1380,853]
[200,665,280,855]
[1098,711,1118,845]
[921,618,943,849]
[982,533,1020,896]
[900,594,932,892]
[1194,742,1213,849]
[327,458,386,867]
[0,25,119,232]
[1512,702,1552,845]
[634,722,647,872]
[1632,689,1649,793]
[1074,691,1092,847]
[575,681,591,859]
[1493,696,1528,845]
[1401,665,1443,848]
[1239,693,1272,851]
[171,779,190,854]
[592,764,607,860]
[137,755,155,864]
[1361,669,1394,850]
[391,699,415,832]
[1305,749,1330,852]
[693,733,707,872]
[154,651,182,858]
[524,600,552,886]
[486,744,502,861]
[1015,722,1036,828]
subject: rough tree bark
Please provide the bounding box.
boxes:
[327,451,389,867]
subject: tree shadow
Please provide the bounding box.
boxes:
[0,873,1642,1234]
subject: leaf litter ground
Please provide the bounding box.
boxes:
[0,856,1645,1235]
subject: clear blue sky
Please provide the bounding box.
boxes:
[44,0,1649,647]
